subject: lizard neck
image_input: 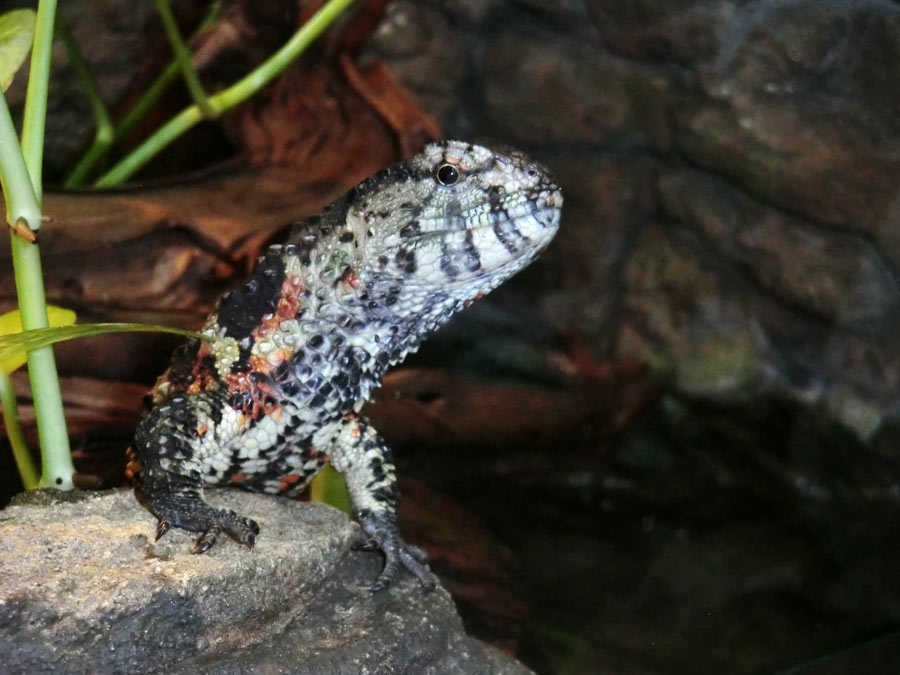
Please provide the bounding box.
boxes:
[291,245,468,380]
[281,205,476,381]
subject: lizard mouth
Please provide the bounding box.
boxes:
[407,202,561,241]
[390,201,561,286]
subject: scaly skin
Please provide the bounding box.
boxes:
[128,140,563,591]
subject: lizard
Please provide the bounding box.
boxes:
[128,140,563,591]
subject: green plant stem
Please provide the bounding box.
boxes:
[95,0,358,187]
[64,2,222,185]
[9,235,73,489]
[0,98,40,229]
[0,91,46,492]
[154,0,214,117]
[9,0,76,489]
[20,0,56,202]
[115,61,181,141]
[59,18,114,188]
[0,371,39,490]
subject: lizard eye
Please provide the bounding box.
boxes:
[435,163,460,186]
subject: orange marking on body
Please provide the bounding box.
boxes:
[338,266,360,293]
[464,292,486,309]
[220,272,307,421]
[152,339,220,401]
[250,274,304,344]
[251,315,279,342]
[278,274,305,318]
[248,353,270,373]
[278,474,303,491]
[247,278,304,365]
[186,340,219,393]
[231,473,246,482]
[223,365,283,420]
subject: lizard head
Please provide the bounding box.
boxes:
[344,140,563,301]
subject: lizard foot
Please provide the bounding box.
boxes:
[153,508,259,553]
[193,509,259,553]
[357,514,435,593]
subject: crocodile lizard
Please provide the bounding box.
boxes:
[128,140,563,591]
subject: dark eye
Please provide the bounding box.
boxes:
[435,163,460,186]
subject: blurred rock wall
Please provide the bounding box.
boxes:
[365,0,900,439]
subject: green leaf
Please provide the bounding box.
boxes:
[0,322,207,374]
[0,306,77,372]
[0,9,36,92]
[309,463,352,514]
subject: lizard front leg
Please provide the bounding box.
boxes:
[132,397,259,553]
[329,415,435,592]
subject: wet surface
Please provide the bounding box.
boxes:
[407,395,900,674]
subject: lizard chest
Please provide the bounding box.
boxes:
[179,328,378,494]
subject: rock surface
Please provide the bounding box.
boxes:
[0,489,532,675]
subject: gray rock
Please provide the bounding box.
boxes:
[587,0,751,64]
[618,212,900,439]
[674,0,900,240]
[0,489,532,675]
[507,0,590,25]
[658,169,900,326]
[484,30,672,149]
[363,2,481,133]
[618,223,769,399]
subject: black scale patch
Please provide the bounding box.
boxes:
[217,250,286,340]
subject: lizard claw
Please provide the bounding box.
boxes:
[193,526,221,554]
[359,515,435,593]
[352,537,380,552]
[155,520,171,541]
[233,515,259,549]
[191,510,259,553]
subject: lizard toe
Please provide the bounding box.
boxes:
[214,509,260,548]
[360,516,435,592]
[188,510,259,552]
[352,537,381,552]
[193,525,222,554]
